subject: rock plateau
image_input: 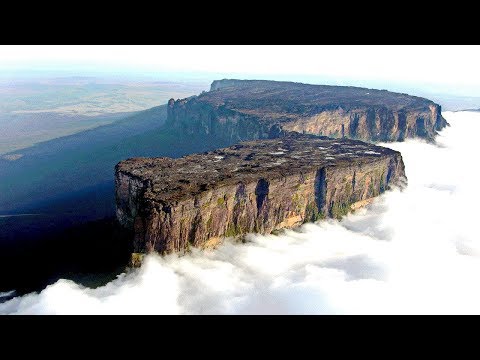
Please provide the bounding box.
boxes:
[167,79,448,143]
[114,79,449,258]
[116,133,405,254]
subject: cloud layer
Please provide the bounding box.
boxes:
[2,111,479,315]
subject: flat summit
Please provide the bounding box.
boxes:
[167,79,448,142]
[116,133,405,254]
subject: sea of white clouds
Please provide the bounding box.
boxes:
[1,111,479,315]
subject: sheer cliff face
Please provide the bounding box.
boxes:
[167,79,448,143]
[115,134,406,254]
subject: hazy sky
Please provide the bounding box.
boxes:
[1,45,479,96]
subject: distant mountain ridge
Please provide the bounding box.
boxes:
[168,79,449,143]
[456,108,480,112]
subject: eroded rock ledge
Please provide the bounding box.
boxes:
[167,79,448,143]
[115,133,406,254]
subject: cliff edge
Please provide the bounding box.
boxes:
[167,79,448,143]
[115,133,405,255]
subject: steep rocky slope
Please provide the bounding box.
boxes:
[116,133,405,254]
[167,79,448,143]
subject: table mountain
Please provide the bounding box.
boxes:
[116,133,405,255]
[167,79,448,143]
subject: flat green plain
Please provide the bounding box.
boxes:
[0,78,209,155]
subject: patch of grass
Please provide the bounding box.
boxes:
[206,215,213,231]
[225,223,238,237]
[129,253,144,268]
[331,202,350,220]
[304,201,325,223]
[271,229,283,236]
[225,221,248,237]
[292,193,303,211]
[379,171,385,192]
[345,181,352,194]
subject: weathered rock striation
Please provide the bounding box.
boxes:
[167,79,448,143]
[115,133,406,254]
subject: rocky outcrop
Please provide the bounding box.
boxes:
[115,133,406,254]
[167,79,448,143]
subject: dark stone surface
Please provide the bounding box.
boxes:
[167,79,449,143]
[116,133,406,254]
